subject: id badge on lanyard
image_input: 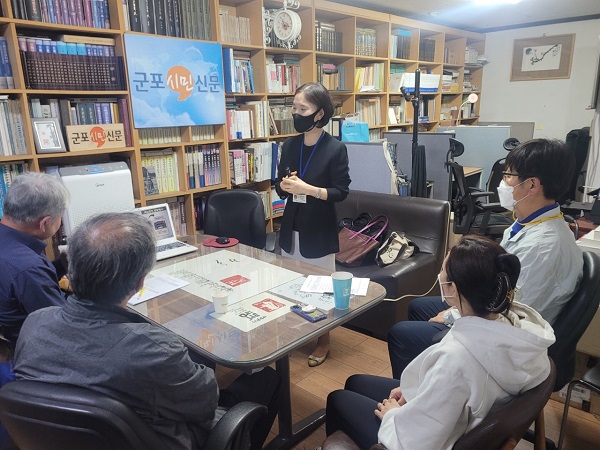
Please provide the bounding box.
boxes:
[293,194,307,203]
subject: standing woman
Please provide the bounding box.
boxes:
[275,82,351,367]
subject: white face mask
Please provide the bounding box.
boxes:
[497,179,530,211]
[438,274,453,303]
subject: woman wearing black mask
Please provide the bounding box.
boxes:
[275,82,351,367]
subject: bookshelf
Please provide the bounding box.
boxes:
[0,0,485,239]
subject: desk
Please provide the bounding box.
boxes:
[463,166,482,189]
[129,235,386,450]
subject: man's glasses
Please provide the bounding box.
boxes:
[502,172,520,181]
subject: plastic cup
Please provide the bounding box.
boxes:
[212,290,229,314]
[331,272,353,310]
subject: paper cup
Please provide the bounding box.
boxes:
[212,290,229,314]
[331,271,353,310]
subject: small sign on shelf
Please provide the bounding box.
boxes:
[65,123,126,152]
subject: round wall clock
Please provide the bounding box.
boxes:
[273,9,302,43]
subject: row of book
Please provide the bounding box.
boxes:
[419,38,436,62]
[20,51,127,91]
[266,55,301,94]
[270,186,285,216]
[388,97,407,125]
[356,97,382,127]
[268,97,294,136]
[256,190,270,219]
[228,141,279,186]
[126,0,211,40]
[418,98,437,123]
[317,62,346,91]
[0,38,14,90]
[226,100,269,140]
[442,70,460,93]
[315,21,343,54]
[185,144,222,190]
[18,35,115,57]
[148,196,187,236]
[138,125,216,145]
[10,0,111,28]
[141,148,180,195]
[0,162,28,219]
[390,29,411,60]
[0,97,26,156]
[222,49,254,94]
[354,63,385,92]
[219,10,251,45]
[356,28,377,57]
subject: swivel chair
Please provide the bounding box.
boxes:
[0,379,267,450]
[203,189,275,251]
[322,361,556,450]
[486,137,520,205]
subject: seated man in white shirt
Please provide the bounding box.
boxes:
[388,138,583,379]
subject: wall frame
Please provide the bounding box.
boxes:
[510,34,575,82]
[31,118,67,154]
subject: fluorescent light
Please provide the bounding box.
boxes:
[473,0,522,5]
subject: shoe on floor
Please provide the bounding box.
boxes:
[308,350,329,367]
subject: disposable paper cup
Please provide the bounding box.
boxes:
[331,272,353,310]
[212,290,229,314]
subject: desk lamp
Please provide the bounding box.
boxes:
[455,93,479,126]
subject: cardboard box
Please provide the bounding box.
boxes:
[550,352,600,414]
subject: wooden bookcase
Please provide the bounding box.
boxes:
[0,0,485,237]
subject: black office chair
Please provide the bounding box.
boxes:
[203,189,275,251]
[486,137,520,205]
[558,128,591,205]
[0,380,267,450]
[523,251,600,449]
[447,160,513,238]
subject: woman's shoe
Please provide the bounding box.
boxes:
[307,350,329,367]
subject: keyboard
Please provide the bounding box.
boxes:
[156,241,187,252]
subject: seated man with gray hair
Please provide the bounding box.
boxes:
[14,212,279,450]
[0,172,70,348]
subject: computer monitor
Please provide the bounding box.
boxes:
[59,162,135,237]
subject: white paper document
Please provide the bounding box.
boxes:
[300,275,370,296]
[128,274,190,305]
[270,276,336,311]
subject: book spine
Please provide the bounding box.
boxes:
[127,0,141,32]
[118,98,132,146]
[100,102,111,124]
[102,0,110,28]
[155,0,166,35]
[172,0,180,37]
[82,0,93,27]
[25,0,42,22]
[165,0,175,36]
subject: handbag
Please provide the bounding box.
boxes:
[341,121,369,143]
[336,215,388,267]
[375,232,419,267]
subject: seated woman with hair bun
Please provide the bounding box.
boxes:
[325,235,555,450]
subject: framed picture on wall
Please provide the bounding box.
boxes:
[511,34,575,81]
[31,118,67,153]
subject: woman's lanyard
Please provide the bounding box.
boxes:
[299,131,325,179]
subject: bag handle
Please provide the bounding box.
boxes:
[347,214,388,242]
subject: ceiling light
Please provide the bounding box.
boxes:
[473,0,522,5]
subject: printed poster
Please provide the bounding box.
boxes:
[124,34,226,128]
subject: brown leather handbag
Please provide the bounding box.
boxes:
[335,215,388,267]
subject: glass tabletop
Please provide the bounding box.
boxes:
[129,235,386,369]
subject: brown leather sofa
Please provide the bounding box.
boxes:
[335,190,450,339]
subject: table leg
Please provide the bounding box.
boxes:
[264,354,326,450]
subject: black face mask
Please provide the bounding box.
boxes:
[293,111,319,133]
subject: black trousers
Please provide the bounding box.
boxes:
[387,296,448,379]
[218,366,280,450]
[326,374,399,450]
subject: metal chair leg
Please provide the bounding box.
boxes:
[557,380,578,450]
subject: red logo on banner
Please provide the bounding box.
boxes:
[221,275,250,287]
[253,298,286,312]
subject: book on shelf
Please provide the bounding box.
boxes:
[222,48,254,94]
[265,54,301,94]
[354,63,384,92]
[228,142,277,186]
[355,28,377,57]
[219,9,251,44]
[11,0,111,28]
[268,97,294,136]
[315,21,343,53]
[0,38,15,89]
[355,97,382,127]
[139,127,182,145]
[0,161,29,219]
[0,97,26,156]
[419,38,436,62]
[390,29,411,59]
[317,62,346,91]
[141,148,179,195]
[128,0,210,39]
[185,144,221,189]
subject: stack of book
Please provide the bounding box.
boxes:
[268,97,294,136]
[419,38,436,62]
[191,125,215,141]
[228,141,278,185]
[441,70,460,93]
[0,96,26,156]
[10,0,111,28]
[418,98,436,123]
[18,34,116,57]
[219,9,250,44]
[355,28,377,57]
[141,148,180,196]
[315,21,343,53]
[390,29,411,59]
[185,144,221,189]
[126,0,211,39]
[317,62,345,91]
[139,127,182,145]
[354,62,384,92]
[355,97,381,126]
[388,96,406,125]
[270,186,285,217]
[266,54,301,94]
[222,49,254,94]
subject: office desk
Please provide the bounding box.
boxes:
[463,166,483,189]
[129,235,386,450]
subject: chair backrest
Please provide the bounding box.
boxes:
[548,251,600,390]
[558,127,591,205]
[453,360,556,450]
[0,380,165,450]
[203,189,267,249]
[486,158,506,204]
[448,161,476,234]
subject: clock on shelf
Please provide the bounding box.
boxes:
[263,0,302,50]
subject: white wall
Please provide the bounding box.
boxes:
[480,19,599,140]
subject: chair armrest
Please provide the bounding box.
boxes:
[266,232,277,253]
[470,191,495,199]
[203,401,267,450]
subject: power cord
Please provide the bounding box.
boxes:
[394,277,438,301]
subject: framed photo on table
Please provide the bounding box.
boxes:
[511,34,575,82]
[31,117,67,154]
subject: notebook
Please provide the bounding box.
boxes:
[135,204,197,261]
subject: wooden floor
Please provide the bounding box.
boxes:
[215,326,600,450]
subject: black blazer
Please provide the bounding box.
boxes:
[275,132,350,258]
